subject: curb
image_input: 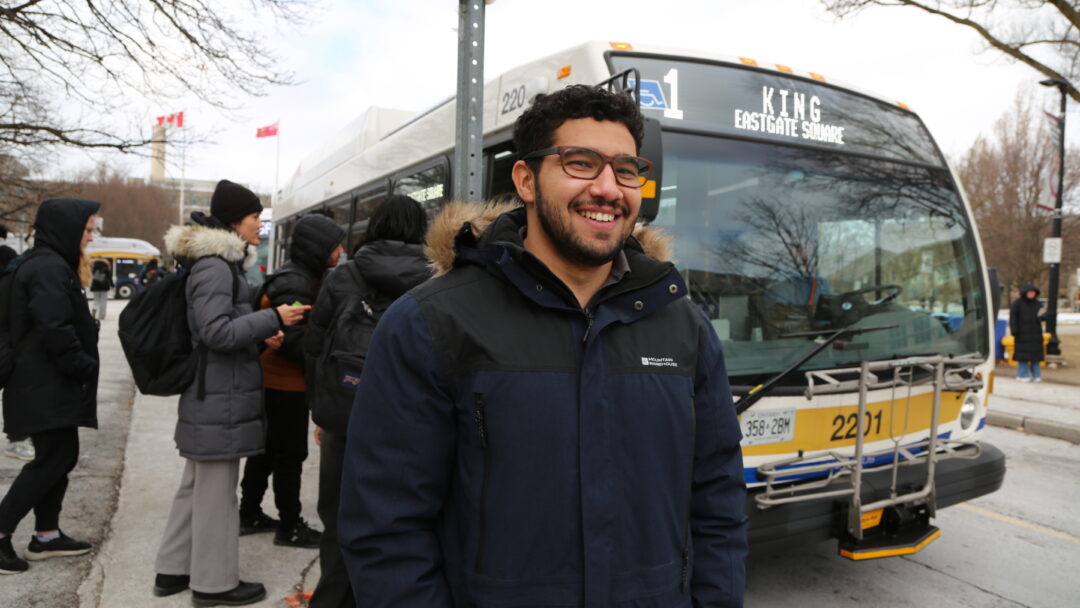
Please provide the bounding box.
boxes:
[987,410,1080,444]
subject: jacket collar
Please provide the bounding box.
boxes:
[425,200,686,313]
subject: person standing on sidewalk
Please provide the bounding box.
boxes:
[0,198,101,575]
[0,223,35,464]
[1010,282,1046,383]
[89,259,113,321]
[304,195,431,608]
[152,180,309,606]
[238,213,345,548]
[337,85,748,607]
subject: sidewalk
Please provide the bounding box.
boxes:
[987,373,1080,444]
[79,301,324,608]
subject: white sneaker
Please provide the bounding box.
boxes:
[1033,377,1043,383]
[1017,377,1031,382]
[3,439,35,461]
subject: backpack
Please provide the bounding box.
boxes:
[313,263,385,416]
[117,256,238,397]
[0,250,47,387]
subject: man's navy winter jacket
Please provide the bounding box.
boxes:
[339,203,748,607]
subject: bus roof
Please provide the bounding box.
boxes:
[86,236,161,257]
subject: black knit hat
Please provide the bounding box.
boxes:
[210,179,263,226]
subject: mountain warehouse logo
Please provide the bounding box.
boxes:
[641,356,678,368]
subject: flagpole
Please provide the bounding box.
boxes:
[275,120,280,199]
[179,129,187,225]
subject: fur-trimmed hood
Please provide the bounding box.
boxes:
[164,224,257,269]
[424,200,674,277]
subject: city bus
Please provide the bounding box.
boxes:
[85,236,161,299]
[273,41,1005,559]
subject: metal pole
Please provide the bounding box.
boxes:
[1045,86,1066,355]
[453,0,485,202]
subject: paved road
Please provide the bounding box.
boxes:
[745,425,1080,607]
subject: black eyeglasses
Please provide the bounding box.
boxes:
[521,146,653,188]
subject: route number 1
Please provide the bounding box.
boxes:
[663,68,684,120]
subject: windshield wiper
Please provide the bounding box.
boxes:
[734,324,896,415]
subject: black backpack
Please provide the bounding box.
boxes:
[0,250,47,387]
[118,256,238,397]
[312,263,385,419]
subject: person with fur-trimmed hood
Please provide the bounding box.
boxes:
[238,213,345,548]
[338,85,748,607]
[152,180,309,607]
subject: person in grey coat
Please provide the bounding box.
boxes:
[152,180,309,607]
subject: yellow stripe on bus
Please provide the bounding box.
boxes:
[742,391,965,457]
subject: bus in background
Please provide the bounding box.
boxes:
[85,236,161,299]
[272,41,1005,560]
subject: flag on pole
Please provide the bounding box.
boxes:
[256,122,279,138]
[156,111,185,128]
[1038,110,1062,212]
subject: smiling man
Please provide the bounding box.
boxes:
[338,85,748,608]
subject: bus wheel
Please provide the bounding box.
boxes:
[117,283,135,299]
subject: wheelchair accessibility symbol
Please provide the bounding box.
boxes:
[629,79,668,110]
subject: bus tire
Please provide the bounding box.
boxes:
[116,283,135,299]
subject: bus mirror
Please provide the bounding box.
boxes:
[638,116,663,223]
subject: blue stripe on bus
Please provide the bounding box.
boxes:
[743,431,954,485]
[976,417,986,431]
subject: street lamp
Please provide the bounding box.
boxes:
[1039,78,1068,357]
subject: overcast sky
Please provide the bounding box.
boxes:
[60,0,1065,197]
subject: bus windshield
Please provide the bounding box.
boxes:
[656,132,989,382]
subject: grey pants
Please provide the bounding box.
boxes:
[91,291,108,320]
[155,459,240,593]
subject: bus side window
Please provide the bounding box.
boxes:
[394,161,448,214]
[486,146,517,200]
[351,190,387,254]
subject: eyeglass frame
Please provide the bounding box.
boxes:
[520,146,654,188]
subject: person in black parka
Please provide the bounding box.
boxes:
[303,195,432,608]
[89,259,113,321]
[1009,282,1045,382]
[0,198,101,575]
[239,213,345,548]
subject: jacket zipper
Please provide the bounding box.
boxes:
[581,308,594,344]
[681,398,696,593]
[474,393,491,574]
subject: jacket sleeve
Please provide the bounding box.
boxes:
[189,258,279,352]
[339,294,455,608]
[23,257,97,382]
[303,267,339,362]
[690,311,749,607]
[264,270,314,364]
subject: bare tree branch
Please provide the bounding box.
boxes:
[821,0,1080,102]
[0,0,309,170]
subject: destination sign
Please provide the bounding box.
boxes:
[608,55,942,167]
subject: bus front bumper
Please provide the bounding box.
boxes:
[745,441,1006,556]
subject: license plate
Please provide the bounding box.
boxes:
[740,408,796,446]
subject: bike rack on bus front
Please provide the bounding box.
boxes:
[754,354,985,558]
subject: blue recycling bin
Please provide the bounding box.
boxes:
[995,318,1007,361]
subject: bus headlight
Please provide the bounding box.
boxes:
[960,395,979,430]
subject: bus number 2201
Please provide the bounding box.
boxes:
[830,410,883,441]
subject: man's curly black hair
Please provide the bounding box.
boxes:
[513,85,644,175]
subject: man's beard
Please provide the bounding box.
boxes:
[533,181,633,267]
